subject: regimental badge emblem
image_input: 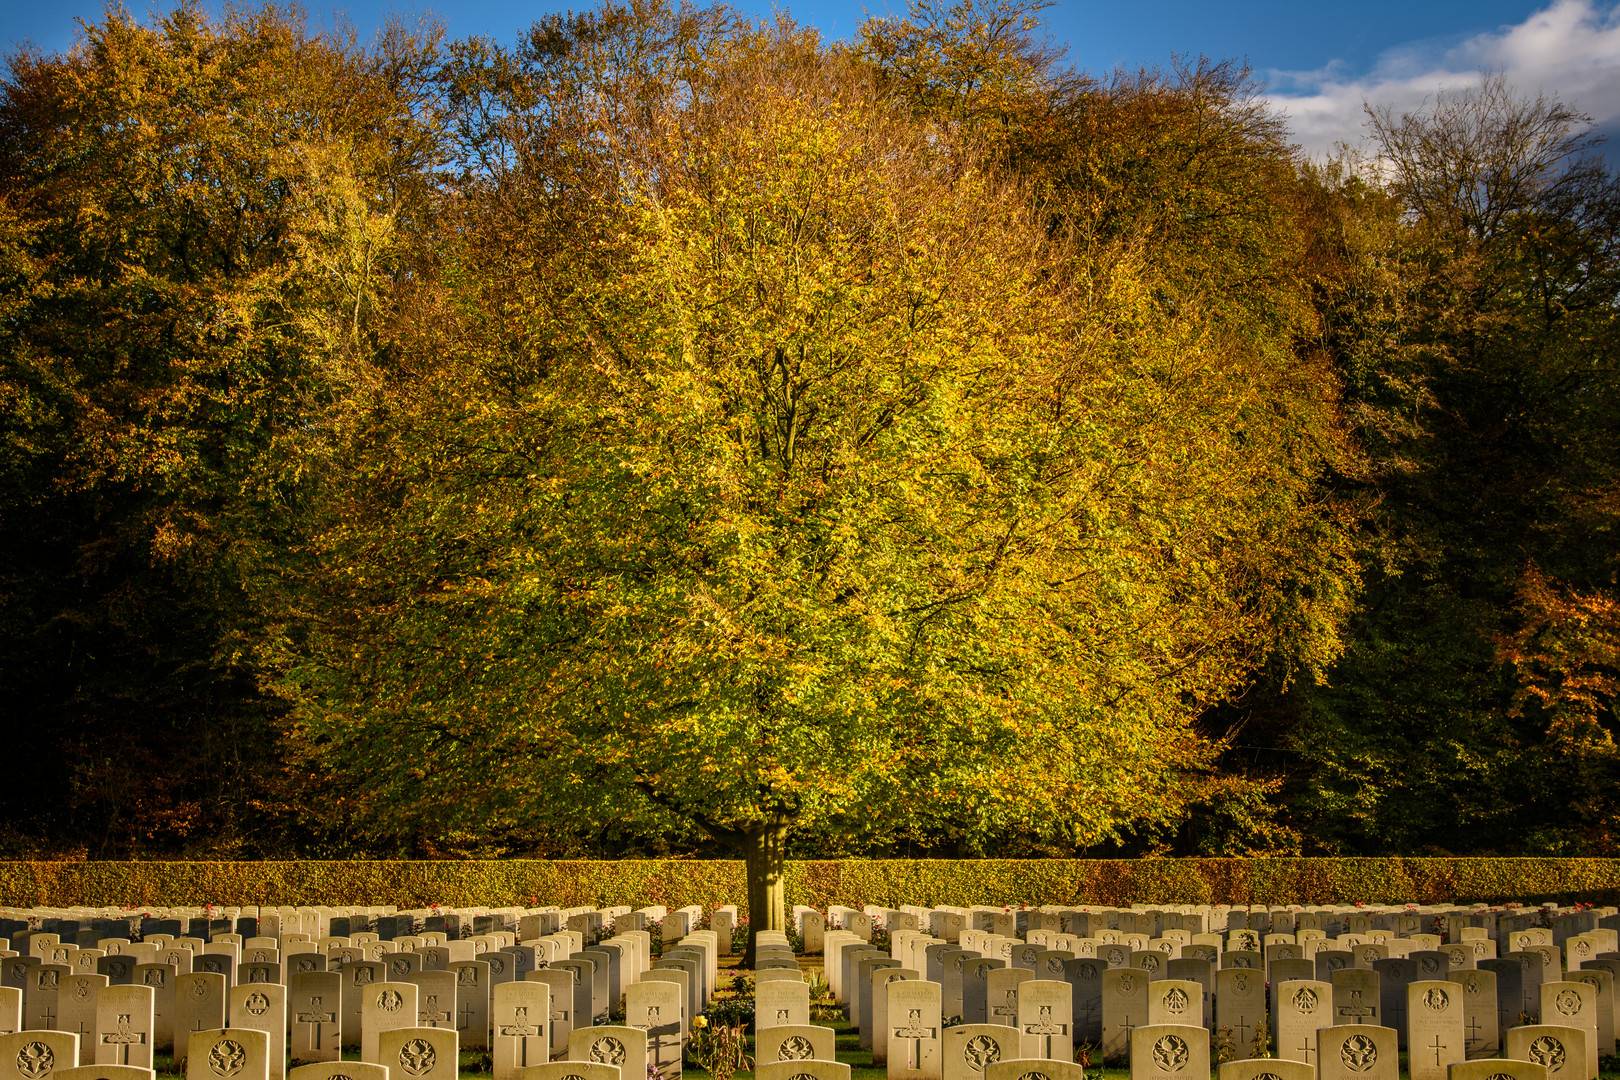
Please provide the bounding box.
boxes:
[1556,989,1582,1016]
[1163,987,1190,1014]
[964,1034,1001,1070]
[1423,988,1450,1011]
[1292,987,1319,1013]
[16,1043,54,1079]
[400,1038,436,1076]
[1341,1034,1377,1072]
[590,1037,626,1065]
[246,992,271,1016]
[780,1036,814,1061]
[379,989,404,1013]
[207,1039,247,1077]
[1528,1036,1566,1070]
[1152,1034,1190,1072]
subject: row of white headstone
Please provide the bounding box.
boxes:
[0,914,749,1080]
[798,900,1618,1080]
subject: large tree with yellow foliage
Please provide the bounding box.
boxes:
[262,1,1361,946]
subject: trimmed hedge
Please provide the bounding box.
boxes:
[2,858,1619,910]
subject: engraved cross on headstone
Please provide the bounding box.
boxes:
[499,1006,542,1068]
[641,1006,680,1066]
[1466,1015,1483,1047]
[894,1008,937,1069]
[297,998,337,1051]
[420,995,451,1026]
[101,1014,146,1065]
[1024,1004,1069,1056]
[1429,1035,1448,1066]
[458,1002,476,1033]
[1338,991,1375,1020]
[991,993,1018,1022]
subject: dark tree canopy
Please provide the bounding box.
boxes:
[0,3,1616,886]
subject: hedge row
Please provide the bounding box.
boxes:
[3,858,1619,910]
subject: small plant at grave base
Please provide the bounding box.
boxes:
[942,1015,963,1028]
[707,990,755,1031]
[871,927,892,951]
[611,995,627,1023]
[687,1012,751,1080]
[1076,1041,1096,1077]
[1212,1026,1236,1065]
[647,1061,666,1080]
[807,974,840,1024]
[1251,1018,1272,1059]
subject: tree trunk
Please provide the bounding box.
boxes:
[741,817,789,969]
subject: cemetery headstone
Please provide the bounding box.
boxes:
[887,978,944,1080]
[0,1030,77,1080]
[753,1025,835,1065]
[523,969,574,1053]
[1016,981,1071,1061]
[1408,980,1466,1080]
[289,971,341,1064]
[186,1027,269,1080]
[1446,967,1500,1057]
[943,1024,1019,1080]
[378,1026,458,1080]
[1275,979,1332,1067]
[1102,968,1149,1064]
[568,1025,648,1080]
[1504,1024,1590,1080]
[93,985,153,1071]
[228,984,286,1080]
[1128,1024,1208,1080]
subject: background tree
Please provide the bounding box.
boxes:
[0,5,444,855]
[1258,77,1620,853]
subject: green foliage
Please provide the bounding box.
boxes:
[3,1,1615,870]
[1265,76,1620,855]
[259,1,1371,923]
[6,856,1620,907]
[0,3,445,857]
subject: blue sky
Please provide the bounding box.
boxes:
[7,0,1620,155]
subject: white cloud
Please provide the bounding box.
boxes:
[1265,0,1620,158]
